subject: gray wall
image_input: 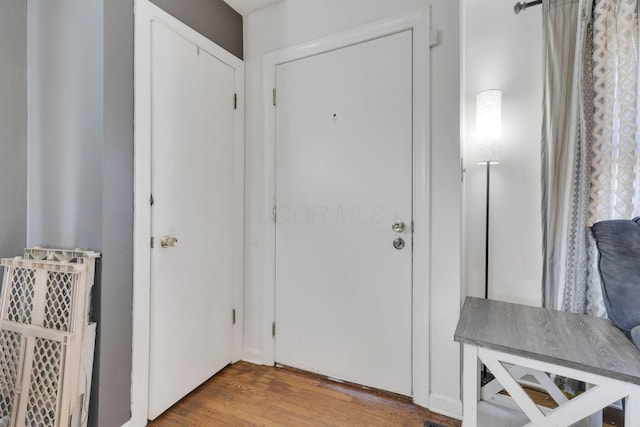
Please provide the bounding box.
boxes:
[28,0,104,251]
[91,1,135,425]
[0,0,27,259]
[27,0,241,426]
[26,1,116,425]
[150,0,243,59]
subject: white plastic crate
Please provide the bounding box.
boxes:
[0,249,99,427]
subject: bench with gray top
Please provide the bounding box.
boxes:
[455,296,640,426]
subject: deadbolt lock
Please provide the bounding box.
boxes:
[393,237,405,250]
[392,220,406,233]
[160,235,178,248]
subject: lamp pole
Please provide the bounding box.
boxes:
[481,160,494,386]
[484,161,490,300]
[476,89,501,386]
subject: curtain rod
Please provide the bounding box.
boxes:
[514,0,542,14]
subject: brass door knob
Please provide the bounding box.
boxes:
[160,235,178,248]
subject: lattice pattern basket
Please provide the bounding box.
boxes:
[0,248,99,427]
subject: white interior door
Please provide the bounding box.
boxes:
[274,30,413,396]
[147,21,237,419]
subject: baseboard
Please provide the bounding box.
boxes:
[429,393,463,420]
[241,348,263,365]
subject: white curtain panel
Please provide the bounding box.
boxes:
[541,0,594,313]
[543,0,640,315]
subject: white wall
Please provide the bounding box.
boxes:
[243,0,462,417]
[462,0,543,307]
[0,0,28,259]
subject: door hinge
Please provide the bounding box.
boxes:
[429,29,441,48]
[150,237,154,248]
[272,322,276,339]
[234,93,238,110]
[411,221,415,233]
[461,158,466,183]
[272,88,277,106]
[232,309,236,325]
[150,193,154,206]
[272,205,277,223]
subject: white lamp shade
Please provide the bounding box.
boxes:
[475,89,502,164]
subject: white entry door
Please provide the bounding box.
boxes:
[275,30,413,396]
[147,20,238,419]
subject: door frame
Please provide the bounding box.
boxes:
[261,7,431,408]
[129,1,245,425]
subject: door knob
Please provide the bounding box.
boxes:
[393,237,405,250]
[392,220,405,233]
[160,235,178,248]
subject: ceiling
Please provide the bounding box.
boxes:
[223,0,283,15]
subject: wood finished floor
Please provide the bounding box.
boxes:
[147,362,461,427]
[147,362,624,426]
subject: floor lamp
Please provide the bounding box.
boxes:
[476,89,502,298]
[476,89,502,385]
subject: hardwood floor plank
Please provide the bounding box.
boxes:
[148,362,461,427]
[147,362,624,426]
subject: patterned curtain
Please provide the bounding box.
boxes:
[543,0,640,314]
[587,0,640,316]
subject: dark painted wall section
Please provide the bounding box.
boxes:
[91,1,135,426]
[0,0,27,261]
[150,0,243,59]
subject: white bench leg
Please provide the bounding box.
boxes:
[627,393,640,425]
[585,383,602,427]
[463,344,479,427]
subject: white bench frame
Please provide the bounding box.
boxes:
[463,343,640,426]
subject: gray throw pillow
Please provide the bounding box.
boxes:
[591,217,640,335]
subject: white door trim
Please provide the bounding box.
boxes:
[261,7,431,408]
[129,1,245,425]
